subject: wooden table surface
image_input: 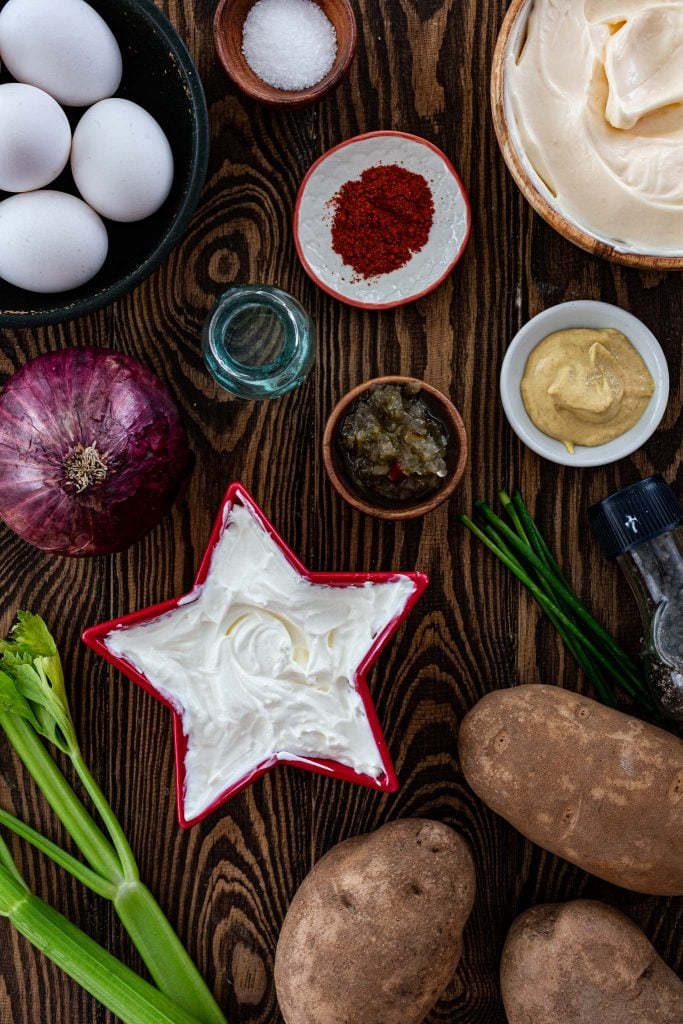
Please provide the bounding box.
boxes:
[1,0,681,1021]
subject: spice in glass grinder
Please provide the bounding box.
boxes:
[590,475,683,721]
[330,164,435,279]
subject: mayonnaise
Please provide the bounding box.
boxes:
[105,502,415,821]
[506,0,683,253]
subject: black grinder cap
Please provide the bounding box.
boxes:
[589,475,683,561]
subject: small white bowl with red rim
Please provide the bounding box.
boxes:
[294,130,471,310]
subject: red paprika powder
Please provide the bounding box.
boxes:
[329,164,435,280]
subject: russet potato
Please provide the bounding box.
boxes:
[274,818,475,1024]
[459,685,683,894]
[501,900,683,1023]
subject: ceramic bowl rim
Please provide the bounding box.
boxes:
[294,130,472,310]
[500,300,670,468]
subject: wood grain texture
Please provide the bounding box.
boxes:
[214,0,358,108]
[0,1,681,1022]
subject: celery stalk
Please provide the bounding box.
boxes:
[114,881,226,1024]
[0,859,202,1024]
[0,613,229,1024]
[0,806,226,1024]
[70,749,139,881]
[1,713,123,881]
[0,807,118,900]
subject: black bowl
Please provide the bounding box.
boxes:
[0,0,210,329]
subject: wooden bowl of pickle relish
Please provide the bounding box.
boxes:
[323,376,468,520]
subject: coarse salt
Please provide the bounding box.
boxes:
[242,0,338,92]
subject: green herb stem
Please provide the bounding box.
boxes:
[474,501,646,691]
[507,489,630,700]
[114,881,228,1024]
[481,520,616,706]
[0,613,229,1024]
[462,514,655,710]
[70,751,138,882]
[0,834,27,888]
[0,866,203,1024]
[0,807,227,1024]
[511,492,564,578]
[499,490,532,549]
[498,492,616,704]
[509,492,649,705]
[1,714,123,882]
[0,808,117,900]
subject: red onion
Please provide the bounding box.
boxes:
[0,347,194,556]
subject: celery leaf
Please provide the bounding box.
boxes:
[0,670,40,729]
[0,614,75,754]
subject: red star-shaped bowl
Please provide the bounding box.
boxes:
[83,483,428,828]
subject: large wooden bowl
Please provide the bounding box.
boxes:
[214,0,357,108]
[323,376,469,521]
[491,0,683,270]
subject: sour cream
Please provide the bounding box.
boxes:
[507,0,683,254]
[105,502,415,821]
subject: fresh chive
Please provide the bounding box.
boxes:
[461,511,655,712]
[498,491,617,705]
[484,515,613,702]
[474,501,646,692]
[499,490,532,549]
[511,491,651,703]
[511,492,565,578]
[468,514,618,704]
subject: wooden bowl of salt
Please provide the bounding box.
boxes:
[214,0,357,108]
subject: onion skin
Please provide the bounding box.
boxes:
[0,347,194,556]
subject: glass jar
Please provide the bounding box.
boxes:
[202,285,316,400]
[590,475,683,721]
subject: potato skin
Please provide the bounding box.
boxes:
[459,685,683,894]
[501,900,683,1023]
[274,819,476,1024]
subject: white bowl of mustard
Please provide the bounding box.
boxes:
[500,301,669,468]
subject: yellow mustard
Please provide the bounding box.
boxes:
[521,328,655,454]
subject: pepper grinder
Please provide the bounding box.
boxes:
[589,475,683,721]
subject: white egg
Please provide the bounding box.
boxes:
[0,83,71,193]
[0,191,108,293]
[0,0,122,107]
[71,99,175,223]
